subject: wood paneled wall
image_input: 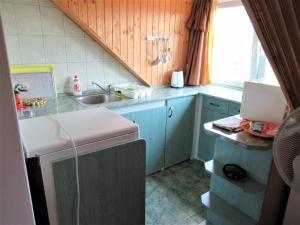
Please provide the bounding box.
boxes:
[52,0,193,86]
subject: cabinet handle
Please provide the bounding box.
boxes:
[168,107,173,118]
[209,102,220,107]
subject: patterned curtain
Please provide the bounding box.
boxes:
[185,0,217,86]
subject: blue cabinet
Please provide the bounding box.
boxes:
[122,96,196,173]
[121,94,239,172]
[203,96,229,114]
[165,96,195,167]
[122,106,166,175]
[228,101,241,116]
[198,96,241,161]
[198,108,227,161]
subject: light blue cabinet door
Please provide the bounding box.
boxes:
[228,102,241,116]
[122,106,166,175]
[198,108,227,161]
[165,96,195,167]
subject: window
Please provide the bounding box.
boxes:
[211,1,278,88]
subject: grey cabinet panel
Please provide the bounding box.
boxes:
[53,140,146,225]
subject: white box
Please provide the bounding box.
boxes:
[240,80,287,123]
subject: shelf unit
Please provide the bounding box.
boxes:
[201,117,273,225]
[201,192,258,225]
[205,160,265,193]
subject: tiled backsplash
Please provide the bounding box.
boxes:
[0,0,139,93]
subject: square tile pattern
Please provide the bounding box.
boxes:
[0,0,139,93]
[146,160,210,225]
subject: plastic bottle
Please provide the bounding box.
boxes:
[73,75,82,96]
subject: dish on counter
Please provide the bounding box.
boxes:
[240,120,279,138]
[23,98,46,107]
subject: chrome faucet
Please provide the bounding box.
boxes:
[91,81,112,95]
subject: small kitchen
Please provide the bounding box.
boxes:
[1,0,299,225]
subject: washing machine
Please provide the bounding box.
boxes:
[19,107,144,225]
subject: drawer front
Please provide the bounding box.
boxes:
[228,102,241,116]
[203,96,229,114]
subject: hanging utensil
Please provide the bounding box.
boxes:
[164,39,171,64]
[152,39,163,65]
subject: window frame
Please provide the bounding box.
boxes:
[211,0,271,89]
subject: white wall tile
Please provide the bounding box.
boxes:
[0,0,14,3]
[19,35,45,64]
[65,37,86,62]
[85,37,104,62]
[15,4,42,35]
[64,17,84,37]
[0,3,17,35]
[103,61,120,85]
[103,50,115,62]
[14,0,39,5]
[86,62,105,90]
[40,7,64,36]
[67,62,87,91]
[39,0,55,7]
[44,36,66,63]
[119,67,139,83]
[1,0,138,94]
[4,35,22,65]
[52,63,70,93]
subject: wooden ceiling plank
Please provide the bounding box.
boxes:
[140,0,148,78]
[96,0,105,39]
[120,0,128,62]
[104,0,113,48]
[146,0,154,83]
[112,0,121,55]
[87,0,97,31]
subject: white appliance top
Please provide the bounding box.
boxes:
[19,107,138,157]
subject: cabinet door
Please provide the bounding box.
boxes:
[122,106,166,175]
[165,96,195,167]
[228,102,241,116]
[198,108,227,161]
[53,140,146,225]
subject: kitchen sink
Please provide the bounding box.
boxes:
[74,94,122,105]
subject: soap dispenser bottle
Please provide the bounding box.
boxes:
[73,75,82,96]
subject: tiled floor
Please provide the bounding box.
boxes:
[146,160,210,225]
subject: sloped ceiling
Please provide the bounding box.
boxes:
[52,0,193,86]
